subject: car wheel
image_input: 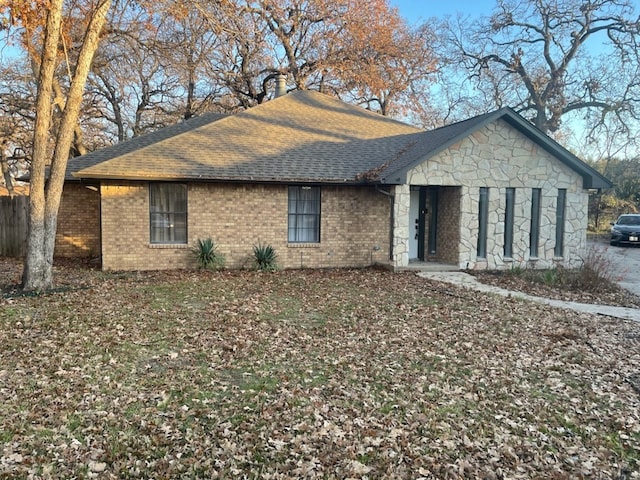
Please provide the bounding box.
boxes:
[610,240,619,246]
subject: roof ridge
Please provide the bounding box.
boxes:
[248,90,425,130]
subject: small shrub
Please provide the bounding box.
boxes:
[523,246,620,293]
[509,264,526,276]
[253,242,278,272]
[576,245,621,291]
[192,238,225,270]
[539,268,559,286]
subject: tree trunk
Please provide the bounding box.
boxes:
[22,0,112,291]
[0,143,13,196]
[22,0,64,291]
[52,77,89,156]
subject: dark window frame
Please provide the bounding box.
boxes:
[554,189,566,257]
[504,188,515,258]
[477,187,489,258]
[288,186,321,243]
[530,188,541,258]
[149,183,188,245]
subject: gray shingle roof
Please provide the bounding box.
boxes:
[65,113,227,181]
[70,94,611,190]
[72,90,421,183]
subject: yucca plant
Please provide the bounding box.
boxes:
[253,241,278,272]
[192,238,225,270]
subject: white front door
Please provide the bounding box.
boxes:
[409,190,420,260]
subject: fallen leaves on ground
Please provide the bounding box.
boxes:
[470,270,640,308]
[1,258,639,478]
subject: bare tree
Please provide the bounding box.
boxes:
[187,0,437,115]
[163,10,226,119]
[87,5,181,141]
[0,58,36,186]
[436,0,640,150]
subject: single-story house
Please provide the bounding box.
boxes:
[56,89,611,271]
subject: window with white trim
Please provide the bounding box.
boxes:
[149,183,187,244]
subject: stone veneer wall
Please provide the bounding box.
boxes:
[55,183,101,258]
[100,181,391,271]
[392,184,410,267]
[395,119,587,270]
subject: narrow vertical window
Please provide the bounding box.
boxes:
[530,188,541,257]
[477,187,489,258]
[149,183,187,244]
[288,186,321,243]
[554,189,566,257]
[504,188,515,258]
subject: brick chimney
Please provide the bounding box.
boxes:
[274,73,287,98]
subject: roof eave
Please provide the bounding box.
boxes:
[71,171,374,185]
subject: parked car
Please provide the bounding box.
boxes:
[610,214,640,246]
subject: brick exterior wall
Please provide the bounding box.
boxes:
[434,187,461,264]
[55,183,101,258]
[100,181,391,271]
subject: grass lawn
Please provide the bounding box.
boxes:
[1,265,639,478]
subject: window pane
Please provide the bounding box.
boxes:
[149,183,188,244]
[554,189,566,257]
[504,188,515,258]
[150,183,186,212]
[530,189,541,257]
[288,186,320,243]
[477,187,488,258]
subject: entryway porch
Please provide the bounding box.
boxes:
[396,260,460,272]
[407,185,462,266]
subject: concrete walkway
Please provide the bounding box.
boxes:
[417,271,640,322]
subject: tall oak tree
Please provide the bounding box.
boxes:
[3,0,112,290]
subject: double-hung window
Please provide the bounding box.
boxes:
[288,186,320,243]
[149,183,187,244]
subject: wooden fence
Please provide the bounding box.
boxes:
[0,195,28,257]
